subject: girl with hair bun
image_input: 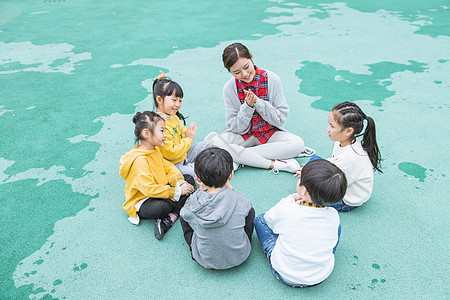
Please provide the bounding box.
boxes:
[119,111,195,239]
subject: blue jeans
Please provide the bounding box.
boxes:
[328,200,358,212]
[308,155,323,162]
[254,214,323,288]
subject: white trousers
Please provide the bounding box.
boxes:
[210,130,304,169]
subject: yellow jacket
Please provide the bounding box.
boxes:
[160,115,193,164]
[119,145,184,218]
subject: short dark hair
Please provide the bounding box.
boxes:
[194,147,233,188]
[300,159,347,206]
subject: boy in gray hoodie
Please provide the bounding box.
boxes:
[180,147,255,270]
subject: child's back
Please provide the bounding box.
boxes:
[181,187,252,270]
[255,159,347,287]
[263,197,339,285]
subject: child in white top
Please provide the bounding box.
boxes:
[326,102,382,211]
[304,101,382,211]
[255,159,347,287]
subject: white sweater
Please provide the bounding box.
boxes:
[327,139,374,206]
[265,195,340,285]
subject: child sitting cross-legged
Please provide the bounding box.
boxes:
[180,147,255,270]
[255,159,347,287]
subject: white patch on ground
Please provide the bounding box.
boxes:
[30,11,50,15]
[0,158,15,183]
[12,3,450,299]
[0,105,13,116]
[0,2,22,26]
[0,42,92,74]
[67,134,88,144]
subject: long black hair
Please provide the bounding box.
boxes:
[152,76,186,124]
[332,102,382,173]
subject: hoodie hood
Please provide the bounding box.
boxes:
[119,145,156,180]
[182,187,238,228]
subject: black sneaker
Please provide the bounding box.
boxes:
[154,216,173,240]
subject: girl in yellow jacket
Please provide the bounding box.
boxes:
[119,111,195,240]
[153,72,217,179]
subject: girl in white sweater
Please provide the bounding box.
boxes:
[305,102,382,211]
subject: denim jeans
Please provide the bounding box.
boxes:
[254,214,321,288]
[328,200,358,212]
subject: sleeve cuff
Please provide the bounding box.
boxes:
[253,97,263,109]
[174,180,185,201]
[242,102,256,113]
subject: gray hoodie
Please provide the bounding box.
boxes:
[180,187,252,270]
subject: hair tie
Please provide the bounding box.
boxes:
[156,71,167,82]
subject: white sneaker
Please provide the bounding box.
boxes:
[270,159,300,174]
[296,146,316,157]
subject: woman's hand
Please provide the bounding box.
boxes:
[244,90,257,107]
[184,122,197,140]
[180,182,194,195]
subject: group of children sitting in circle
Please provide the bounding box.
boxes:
[119,42,382,287]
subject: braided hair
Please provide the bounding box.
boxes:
[132,111,164,144]
[332,102,382,173]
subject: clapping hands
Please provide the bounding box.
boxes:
[244,89,257,107]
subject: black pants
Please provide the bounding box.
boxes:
[180,207,256,246]
[137,175,195,220]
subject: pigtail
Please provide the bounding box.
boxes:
[362,116,382,173]
[333,101,382,173]
[176,111,186,125]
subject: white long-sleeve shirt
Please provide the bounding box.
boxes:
[327,139,374,206]
[265,195,340,285]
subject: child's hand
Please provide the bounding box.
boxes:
[244,90,257,107]
[184,122,197,140]
[180,182,194,195]
[293,164,306,177]
[291,193,302,201]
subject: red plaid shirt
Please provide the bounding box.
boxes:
[236,66,279,144]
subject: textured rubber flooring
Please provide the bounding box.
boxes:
[0,0,449,299]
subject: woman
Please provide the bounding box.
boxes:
[211,42,314,173]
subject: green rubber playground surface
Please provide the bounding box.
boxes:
[1,0,449,299]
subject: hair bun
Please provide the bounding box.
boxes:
[156,74,167,82]
[132,112,142,124]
